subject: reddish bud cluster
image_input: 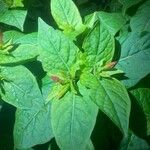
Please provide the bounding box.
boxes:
[51,75,64,84]
[106,61,117,69]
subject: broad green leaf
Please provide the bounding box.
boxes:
[97,11,126,35]
[0,44,38,65]
[51,0,83,32]
[130,88,150,136]
[82,21,115,67]
[130,1,150,32]
[51,83,98,150]
[119,131,150,150]
[90,78,131,135]
[14,102,53,149]
[117,32,150,88]
[0,10,27,31]
[0,66,42,109]
[38,19,78,74]
[119,0,143,14]
[7,67,54,149]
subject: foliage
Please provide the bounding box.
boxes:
[0,0,150,149]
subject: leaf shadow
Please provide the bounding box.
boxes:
[129,93,147,138]
[91,111,123,150]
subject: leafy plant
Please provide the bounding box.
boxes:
[0,0,150,150]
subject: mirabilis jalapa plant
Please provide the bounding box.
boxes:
[0,0,150,149]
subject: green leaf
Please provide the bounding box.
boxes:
[2,0,23,8]
[6,67,54,149]
[130,1,150,32]
[0,66,53,147]
[0,0,8,13]
[51,83,98,150]
[4,31,37,45]
[82,21,115,68]
[11,0,24,7]
[15,32,37,45]
[38,19,78,74]
[97,11,126,36]
[90,78,131,135]
[117,32,150,88]
[41,75,53,100]
[51,0,83,32]
[0,66,42,109]
[0,10,27,31]
[1,0,13,7]
[116,24,131,45]
[14,102,53,149]
[84,12,97,29]
[80,71,99,89]
[130,88,150,136]
[0,44,38,65]
[3,30,24,43]
[85,139,95,150]
[119,131,150,150]
[119,0,143,14]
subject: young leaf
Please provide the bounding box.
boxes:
[97,11,126,36]
[0,10,27,31]
[38,18,78,74]
[84,12,97,29]
[130,1,150,32]
[90,78,131,136]
[80,71,99,89]
[82,21,115,68]
[51,84,98,150]
[51,0,83,32]
[117,32,150,88]
[130,88,150,136]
